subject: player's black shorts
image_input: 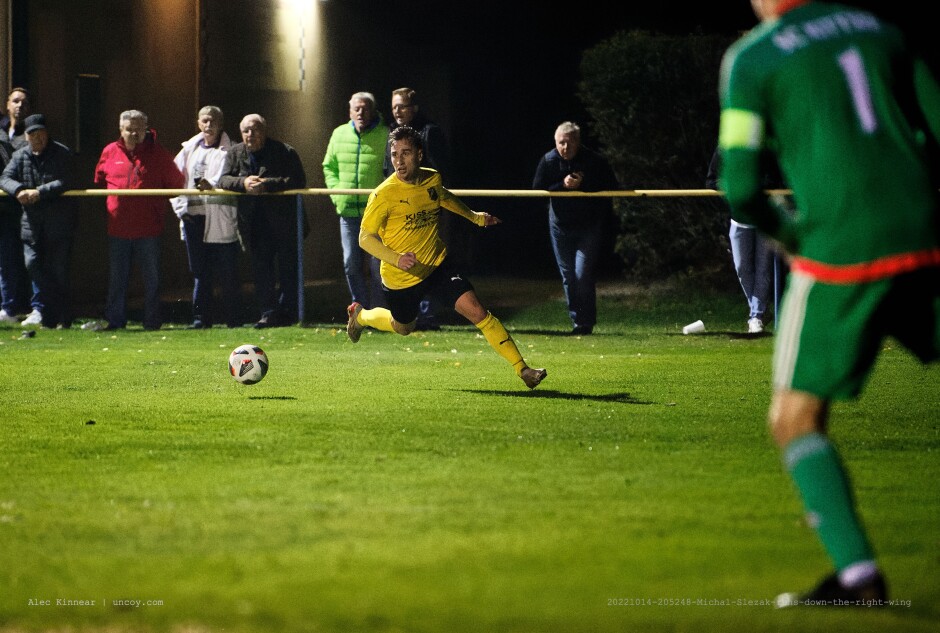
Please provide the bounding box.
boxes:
[384,258,474,325]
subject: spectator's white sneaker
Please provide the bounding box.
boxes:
[747,317,764,334]
[21,309,42,326]
[0,309,18,323]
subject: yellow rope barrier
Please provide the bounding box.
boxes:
[5,188,792,198]
[0,186,796,325]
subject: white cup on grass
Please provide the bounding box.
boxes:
[682,320,705,335]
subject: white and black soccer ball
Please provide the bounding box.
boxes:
[229,344,269,385]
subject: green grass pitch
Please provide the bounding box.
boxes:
[0,278,937,633]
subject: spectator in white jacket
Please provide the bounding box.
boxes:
[171,105,242,328]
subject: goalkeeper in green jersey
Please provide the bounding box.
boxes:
[345,125,547,390]
[719,0,940,607]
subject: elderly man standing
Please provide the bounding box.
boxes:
[91,110,184,331]
[532,121,619,335]
[219,114,307,329]
[323,92,389,310]
[171,105,241,329]
[0,114,76,329]
[0,87,31,324]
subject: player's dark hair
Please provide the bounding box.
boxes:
[389,125,423,151]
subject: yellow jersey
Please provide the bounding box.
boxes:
[360,168,485,289]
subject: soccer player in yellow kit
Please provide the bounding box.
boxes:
[346,125,547,389]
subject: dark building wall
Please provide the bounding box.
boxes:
[11,0,780,307]
[24,0,201,304]
[14,0,613,309]
[17,0,356,314]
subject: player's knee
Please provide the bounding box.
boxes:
[767,390,827,448]
[454,291,487,324]
[459,303,488,325]
[767,408,796,448]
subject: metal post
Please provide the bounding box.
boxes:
[296,194,305,325]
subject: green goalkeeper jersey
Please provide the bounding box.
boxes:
[719,0,940,283]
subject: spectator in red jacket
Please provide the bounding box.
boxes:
[90,110,184,331]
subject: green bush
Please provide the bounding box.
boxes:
[579,30,737,284]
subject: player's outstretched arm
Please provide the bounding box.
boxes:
[440,188,495,227]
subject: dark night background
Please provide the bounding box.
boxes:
[338,2,925,277]
[345,1,922,192]
[326,2,761,277]
[7,1,928,290]
[344,2,760,190]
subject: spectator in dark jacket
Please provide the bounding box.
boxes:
[0,87,31,324]
[0,114,76,328]
[382,88,452,179]
[219,114,307,328]
[532,121,619,335]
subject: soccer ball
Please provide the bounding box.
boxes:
[229,344,269,385]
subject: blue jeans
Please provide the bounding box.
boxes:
[21,207,76,327]
[106,236,161,329]
[339,215,385,309]
[182,216,241,327]
[729,222,773,319]
[0,205,28,314]
[549,206,602,330]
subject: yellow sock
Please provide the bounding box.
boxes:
[359,307,396,333]
[476,312,526,375]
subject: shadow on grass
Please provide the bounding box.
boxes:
[461,389,654,404]
[507,328,572,336]
[674,331,774,339]
[508,329,634,337]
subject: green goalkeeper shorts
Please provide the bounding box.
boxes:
[772,267,940,400]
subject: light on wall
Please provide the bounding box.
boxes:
[204,0,323,93]
[275,0,325,91]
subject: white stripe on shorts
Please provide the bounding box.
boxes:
[773,272,813,391]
